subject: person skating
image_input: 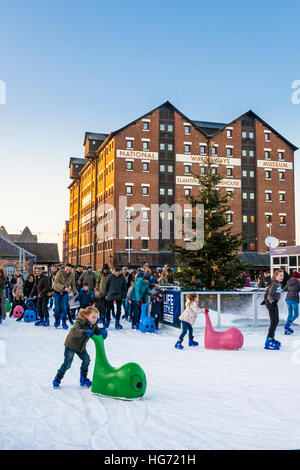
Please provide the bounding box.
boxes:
[104,268,127,329]
[53,306,107,389]
[79,264,96,292]
[31,267,50,326]
[0,269,6,323]
[129,274,152,329]
[263,269,284,350]
[74,283,93,309]
[175,293,201,349]
[53,263,77,330]
[92,287,106,324]
[283,271,300,335]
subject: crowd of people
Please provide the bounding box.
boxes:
[0,262,174,330]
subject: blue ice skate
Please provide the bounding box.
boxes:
[264,337,281,350]
[115,322,123,330]
[284,321,294,335]
[189,338,199,347]
[43,319,50,327]
[175,340,184,350]
[80,375,92,388]
[53,374,63,389]
[62,322,68,330]
[35,319,43,326]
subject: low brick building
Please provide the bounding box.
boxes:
[66,101,297,269]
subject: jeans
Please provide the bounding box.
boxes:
[266,299,279,339]
[37,296,49,321]
[131,301,141,326]
[106,300,122,324]
[286,300,299,323]
[179,321,194,342]
[54,292,69,323]
[58,347,90,378]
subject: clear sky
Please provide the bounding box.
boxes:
[1,0,300,253]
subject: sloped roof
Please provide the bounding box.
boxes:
[0,235,36,260]
[17,243,60,264]
[83,132,109,146]
[69,157,86,168]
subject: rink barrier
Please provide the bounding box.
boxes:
[163,289,266,329]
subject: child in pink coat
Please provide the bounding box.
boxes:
[175,293,203,350]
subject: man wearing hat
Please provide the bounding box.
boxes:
[79,264,96,292]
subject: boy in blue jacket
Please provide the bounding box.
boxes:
[74,283,93,309]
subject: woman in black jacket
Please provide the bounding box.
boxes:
[264,269,284,350]
[24,274,35,299]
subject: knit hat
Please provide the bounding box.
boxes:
[87,264,92,269]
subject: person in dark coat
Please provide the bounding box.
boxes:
[104,268,127,329]
[283,271,300,334]
[24,274,35,299]
[92,287,106,324]
[281,267,290,289]
[53,306,107,389]
[75,283,93,309]
[31,267,50,326]
[263,269,284,349]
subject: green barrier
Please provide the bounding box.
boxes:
[5,300,11,313]
[91,335,147,400]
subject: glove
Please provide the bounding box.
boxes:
[85,329,94,338]
[95,328,108,340]
[260,300,265,305]
[138,301,142,308]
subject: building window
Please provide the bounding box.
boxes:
[142,162,149,172]
[167,165,173,173]
[160,123,165,132]
[242,170,247,177]
[143,121,149,131]
[250,215,255,224]
[168,124,173,132]
[142,239,149,250]
[266,214,272,223]
[243,215,248,223]
[279,171,285,180]
[242,192,247,200]
[242,149,247,157]
[265,151,271,160]
[200,145,206,154]
[126,161,133,171]
[185,144,191,154]
[227,129,232,138]
[211,146,218,155]
[142,185,149,196]
[250,192,255,200]
[160,188,165,196]
[250,243,255,251]
[160,164,165,172]
[227,213,233,223]
[227,168,233,177]
[126,140,133,149]
[265,170,271,180]
[265,192,272,202]
[126,185,133,195]
[184,164,191,174]
[249,132,254,139]
[211,167,217,175]
[278,151,284,161]
[249,150,254,157]
[184,125,190,135]
[249,170,255,178]
[265,132,271,142]
[279,192,286,202]
[126,239,132,251]
[242,131,247,139]
[142,141,149,150]
[142,210,149,220]
[167,188,173,196]
[280,215,286,225]
[160,143,165,151]
[168,143,173,151]
[226,147,232,157]
[200,166,206,175]
[185,188,191,196]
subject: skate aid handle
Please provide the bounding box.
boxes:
[95,328,108,340]
[85,329,94,338]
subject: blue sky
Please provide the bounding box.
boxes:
[0,0,300,249]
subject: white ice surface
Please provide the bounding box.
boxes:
[1,310,300,450]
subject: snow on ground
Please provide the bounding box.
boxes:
[1,310,300,450]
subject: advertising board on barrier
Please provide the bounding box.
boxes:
[163,290,182,328]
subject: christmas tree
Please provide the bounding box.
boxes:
[171,140,247,291]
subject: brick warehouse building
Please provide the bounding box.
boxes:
[65,101,297,269]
